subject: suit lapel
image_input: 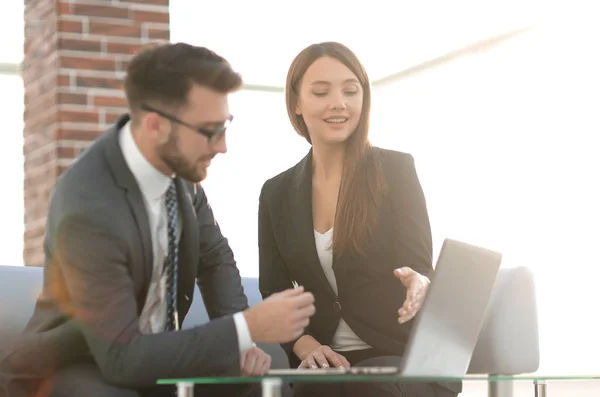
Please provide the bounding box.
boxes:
[290,150,338,299]
[104,114,154,286]
[175,179,199,299]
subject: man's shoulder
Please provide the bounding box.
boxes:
[54,165,114,209]
[49,139,125,228]
[47,190,122,230]
[55,126,122,197]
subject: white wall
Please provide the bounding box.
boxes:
[370,22,600,376]
[0,0,24,266]
[0,74,24,267]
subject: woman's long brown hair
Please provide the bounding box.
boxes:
[285,42,388,258]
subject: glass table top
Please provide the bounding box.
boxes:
[158,374,600,385]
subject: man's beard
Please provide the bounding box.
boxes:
[158,130,210,183]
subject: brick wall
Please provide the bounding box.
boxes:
[23,0,170,267]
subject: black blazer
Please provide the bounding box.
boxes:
[258,147,434,367]
[1,115,248,393]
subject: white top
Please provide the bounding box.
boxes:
[119,121,252,352]
[314,228,372,351]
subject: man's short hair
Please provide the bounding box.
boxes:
[124,42,243,116]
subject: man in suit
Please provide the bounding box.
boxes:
[0,43,315,397]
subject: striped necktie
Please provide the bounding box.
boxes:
[164,179,179,331]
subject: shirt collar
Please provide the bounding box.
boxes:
[119,120,172,201]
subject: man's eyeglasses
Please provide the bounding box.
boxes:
[140,103,233,143]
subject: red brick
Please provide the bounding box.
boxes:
[89,21,141,38]
[57,1,71,16]
[72,4,130,20]
[59,37,103,52]
[58,92,88,105]
[24,225,45,241]
[56,128,104,141]
[61,56,116,71]
[58,19,83,34]
[57,110,99,123]
[57,74,71,88]
[22,248,45,268]
[92,95,128,108]
[104,111,123,124]
[105,41,143,55]
[57,145,77,159]
[132,11,169,24]
[57,164,71,176]
[24,107,56,131]
[147,27,170,41]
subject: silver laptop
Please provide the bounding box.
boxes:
[268,238,502,377]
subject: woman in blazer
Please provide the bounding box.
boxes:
[258,42,459,397]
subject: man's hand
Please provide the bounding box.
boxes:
[240,346,271,376]
[299,345,350,369]
[394,267,430,324]
[244,287,315,343]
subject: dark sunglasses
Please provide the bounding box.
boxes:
[140,103,233,142]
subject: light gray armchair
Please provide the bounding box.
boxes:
[468,266,541,397]
[0,265,542,396]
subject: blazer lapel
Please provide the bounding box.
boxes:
[290,150,338,299]
[175,179,199,298]
[104,114,154,286]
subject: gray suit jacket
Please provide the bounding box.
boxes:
[1,115,249,391]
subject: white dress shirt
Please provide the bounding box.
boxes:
[119,121,253,353]
[314,228,372,351]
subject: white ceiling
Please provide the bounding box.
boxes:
[171,0,544,87]
[1,1,548,79]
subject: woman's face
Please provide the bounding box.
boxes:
[295,56,363,147]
